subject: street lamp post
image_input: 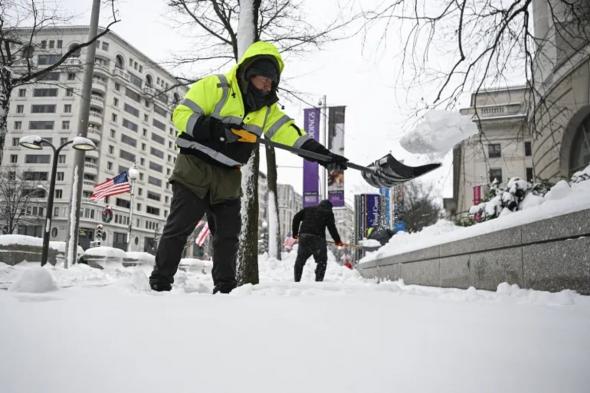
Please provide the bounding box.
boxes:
[19,135,96,266]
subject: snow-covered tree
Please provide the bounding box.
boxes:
[399,181,441,233]
[0,166,45,234]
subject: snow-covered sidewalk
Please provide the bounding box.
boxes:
[1,251,589,393]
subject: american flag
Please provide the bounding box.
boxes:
[195,222,210,247]
[90,171,131,201]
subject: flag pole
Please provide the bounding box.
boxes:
[127,166,139,251]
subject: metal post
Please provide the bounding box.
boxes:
[321,95,328,200]
[40,141,73,266]
[64,0,101,268]
[126,177,134,251]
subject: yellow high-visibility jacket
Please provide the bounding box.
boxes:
[173,41,312,167]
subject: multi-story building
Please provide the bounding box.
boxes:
[276,183,302,240]
[531,0,590,182]
[332,203,354,244]
[453,86,531,214]
[1,26,186,251]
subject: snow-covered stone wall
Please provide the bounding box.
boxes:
[357,209,590,295]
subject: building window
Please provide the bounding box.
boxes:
[108,145,115,154]
[58,155,66,164]
[29,121,54,130]
[10,155,17,163]
[489,168,503,184]
[57,172,64,181]
[31,104,56,113]
[148,176,162,186]
[64,104,72,113]
[33,88,58,97]
[41,40,47,49]
[119,150,136,162]
[66,88,74,97]
[113,97,119,107]
[14,121,22,130]
[25,154,51,164]
[122,118,138,132]
[115,82,121,91]
[12,138,19,146]
[18,88,26,97]
[488,144,501,158]
[150,147,164,159]
[526,167,533,182]
[110,129,116,138]
[107,162,113,170]
[55,189,63,199]
[112,113,118,122]
[124,103,139,117]
[146,206,160,215]
[62,121,70,130]
[57,40,62,49]
[101,41,109,51]
[524,141,532,157]
[121,134,137,147]
[16,105,24,113]
[60,137,68,145]
[116,198,131,208]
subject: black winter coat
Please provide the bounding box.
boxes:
[292,200,341,243]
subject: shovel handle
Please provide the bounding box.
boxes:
[257,138,380,175]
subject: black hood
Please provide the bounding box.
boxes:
[318,200,333,210]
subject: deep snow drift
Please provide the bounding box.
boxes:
[1,248,589,393]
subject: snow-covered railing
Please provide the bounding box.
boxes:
[357,208,590,295]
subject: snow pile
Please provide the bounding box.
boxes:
[125,251,155,266]
[8,266,58,293]
[362,171,590,261]
[84,246,127,259]
[0,234,43,247]
[400,110,477,159]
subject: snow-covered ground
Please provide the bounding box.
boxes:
[1,249,589,393]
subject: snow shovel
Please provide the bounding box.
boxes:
[256,138,442,187]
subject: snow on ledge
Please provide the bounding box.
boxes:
[361,179,590,263]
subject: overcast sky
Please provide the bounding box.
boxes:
[59,0,462,204]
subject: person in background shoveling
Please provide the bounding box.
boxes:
[292,200,344,282]
[149,41,348,294]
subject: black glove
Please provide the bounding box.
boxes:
[324,152,348,171]
[300,139,348,170]
[193,116,242,144]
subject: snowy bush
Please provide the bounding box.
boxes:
[468,165,590,224]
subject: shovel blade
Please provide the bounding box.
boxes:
[361,154,442,188]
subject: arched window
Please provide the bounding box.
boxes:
[115,54,124,69]
[569,113,590,175]
[68,44,81,58]
[146,74,153,87]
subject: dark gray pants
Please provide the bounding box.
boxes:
[294,234,327,282]
[150,182,241,293]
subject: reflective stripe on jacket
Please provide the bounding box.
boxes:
[173,41,312,167]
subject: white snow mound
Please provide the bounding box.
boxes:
[9,266,58,293]
[400,110,477,158]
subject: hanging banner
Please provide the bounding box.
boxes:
[327,106,346,207]
[303,107,321,207]
[379,187,392,229]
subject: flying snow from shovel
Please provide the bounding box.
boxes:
[400,111,477,159]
